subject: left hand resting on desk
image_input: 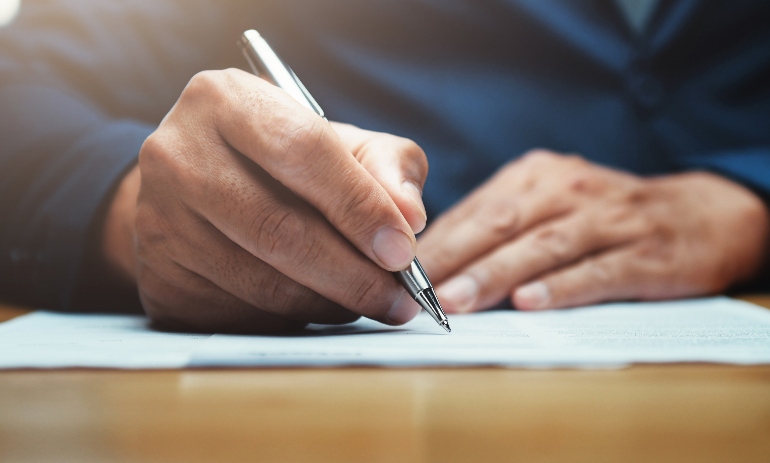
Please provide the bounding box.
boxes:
[417,150,770,313]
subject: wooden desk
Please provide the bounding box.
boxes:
[1,299,769,463]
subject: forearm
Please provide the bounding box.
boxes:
[0,0,250,309]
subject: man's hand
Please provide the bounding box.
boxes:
[418,150,769,313]
[102,68,429,333]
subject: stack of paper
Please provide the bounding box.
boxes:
[0,297,768,369]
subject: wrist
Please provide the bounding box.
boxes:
[102,165,141,285]
[660,171,770,285]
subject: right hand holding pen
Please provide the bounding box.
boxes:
[104,69,429,333]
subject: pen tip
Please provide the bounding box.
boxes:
[441,321,451,333]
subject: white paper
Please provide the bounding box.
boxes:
[0,312,210,368]
[1,297,769,369]
[193,297,770,368]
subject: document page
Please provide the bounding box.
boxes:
[0,312,209,369]
[191,297,770,368]
[1,298,769,369]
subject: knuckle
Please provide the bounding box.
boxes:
[138,132,172,171]
[247,199,333,274]
[184,70,228,103]
[531,226,573,264]
[137,142,207,226]
[261,271,307,312]
[396,137,427,160]
[274,114,328,172]
[396,137,423,155]
[341,271,394,312]
[334,183,386,240]
[521,149,558,163]
[183,70,246,122]
[519,149,589,169]
[567,174,590,193]
[563,153,588,166]
[293,232,326,270]
[480,200,520,238]
[625,184,651,205]
[391,136,429,180]
[139,130,202,187]
[566,169,606,196]
[250,202,309,261]
[519,149,582,167]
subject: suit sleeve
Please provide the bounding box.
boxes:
[0,0,254,311]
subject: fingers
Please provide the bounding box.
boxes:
[169,216,360,326]
[510,172,770,311]
[435,207,642,313]
[136,68,432,330]
[332,122,429,233]
[512,239,685,311]
[188,69,416,272]
[141,141,415,325]
[138,261,305,334]
[512,247,641,311]
[418,151,580,283]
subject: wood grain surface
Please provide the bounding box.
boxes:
[1,297,769,463]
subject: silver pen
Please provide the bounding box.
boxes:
[239,29,451,333]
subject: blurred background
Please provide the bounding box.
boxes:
[0,0,19,27]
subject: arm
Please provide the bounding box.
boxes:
[0,0,251,310]
[0,1,430,333]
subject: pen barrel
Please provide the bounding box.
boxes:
[395,259,433,298]
[239,30,326,119]
[238,29,448,332]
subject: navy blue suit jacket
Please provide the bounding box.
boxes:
[1,0,769,310]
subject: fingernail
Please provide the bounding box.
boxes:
[515,282,550,310]
[401,181,427,233]
[437,275,478,313]
[372,227,415,270]
[387,290,422,325]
